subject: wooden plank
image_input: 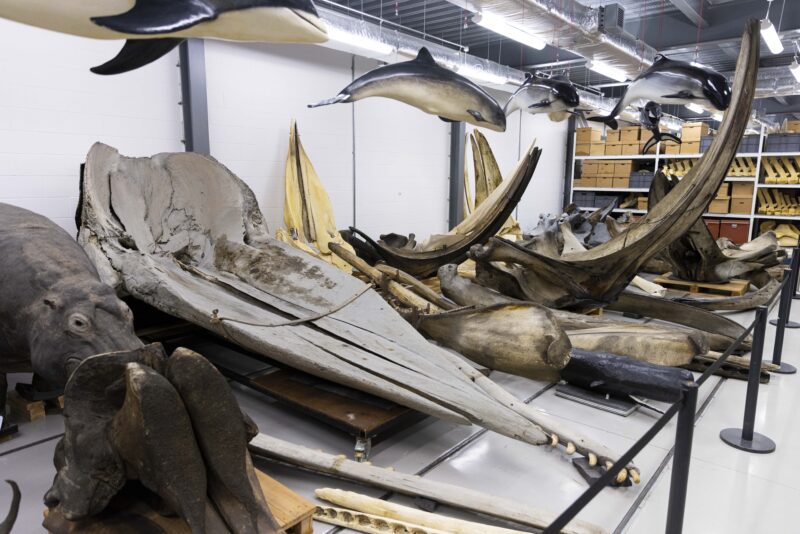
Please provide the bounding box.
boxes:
[654,273,749,296]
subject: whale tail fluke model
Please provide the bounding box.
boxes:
[91,38,183,75]
[0,481,20,534]
[308,93,349,108]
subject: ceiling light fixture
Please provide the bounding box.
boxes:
[472,11,547,51]
[327,26,395,56]
[760,0,784,54]
[791,59,800,83]
[585,60,628,83]
[685,103,707,114]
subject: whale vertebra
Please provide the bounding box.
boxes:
[0,0,327,74]
[504,74,580,121]
[310,47,507,132]
[591,54,731,130]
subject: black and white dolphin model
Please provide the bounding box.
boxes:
[309,47,507,132]
[504,74,580,121]
[591,54,731,130]
[0,0,327,74]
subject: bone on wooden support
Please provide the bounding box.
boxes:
[248,433,607,534]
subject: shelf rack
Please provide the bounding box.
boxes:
[567,124,800,240]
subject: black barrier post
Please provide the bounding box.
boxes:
[778,247,800,322]
[720,306,776,453]
[664,382,698,534]
[771,268,798,374]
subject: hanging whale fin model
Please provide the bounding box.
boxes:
[0,0,327,74]
[639,101,682,155]
[308,47,507,131]
[504,73,580,120]
[91,38,183,75]
[0,481,20,534]
[590,54,731,130]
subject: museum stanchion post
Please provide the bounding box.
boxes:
[664,381,699,534]
[720,306,777,453]
[770,268,798,374]
[773,246,800,326]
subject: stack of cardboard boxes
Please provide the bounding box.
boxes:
[709,183,730,213]
[576,160,637,188]
[730,182,755,214]
[575,127,604,156]
[678,122,709,155]
[575,127,657,156]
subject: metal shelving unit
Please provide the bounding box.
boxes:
[567,124,800,240]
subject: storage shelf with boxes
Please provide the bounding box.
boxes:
[570,120,800,245]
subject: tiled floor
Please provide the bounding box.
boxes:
[1,302,797,533]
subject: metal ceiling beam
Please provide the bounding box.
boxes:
[667,0,709,28]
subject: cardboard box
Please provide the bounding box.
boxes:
[589,143,606,156]
[577,127,602,144]
[620,127,641,143]
[716,183,730,198]
[575,143,591,156]
[621,143,640,155]
[708,197,730,214]
[720,220,750,244]
[605,143,622,156]
[606,130,621,143]
[614,161,633,176]
[613,177,630,188]
[730,197,752,214]
[637,197,649,211]
[596,177,614,188]
[680,141,701,155]
[785,119,800,133]
[731,182,755,197]
[597,162,615,176]
[681,122,710,141]
[575,177,597,187]
[664,141,681,154]
[582,161,598,175]
[706,219,721,239]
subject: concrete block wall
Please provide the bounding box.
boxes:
[0,19,184,236]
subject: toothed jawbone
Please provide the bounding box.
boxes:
[0,2,327,43]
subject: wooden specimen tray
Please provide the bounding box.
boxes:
[654,273,749,297]
[44,470,314,533]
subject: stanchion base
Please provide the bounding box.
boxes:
[771,362,797,375]
[719,428,776,453]
[769,319,800,328]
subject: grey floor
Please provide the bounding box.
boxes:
[1,302,797,533]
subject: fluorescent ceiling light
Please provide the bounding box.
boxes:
[790,59,800,83]
[472,12,546,51]
[760,19,784,54]
[685,103,706,114]
[327,27,395,56]
[712,111,724,121]
[586,60,627,83]
[456,63,509,85]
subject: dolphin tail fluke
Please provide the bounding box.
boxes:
[308,94,349,108]
[91,38,184,75]
[588,115,619,130]
[0,481,20,534]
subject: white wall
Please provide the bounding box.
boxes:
[0,20,568,241]
[0,19,183,236]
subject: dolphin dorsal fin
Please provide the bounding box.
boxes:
[415,47,437,64]
[654,53,670,63]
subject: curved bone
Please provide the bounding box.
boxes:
[470,21,759,309]
[0,481,19,534]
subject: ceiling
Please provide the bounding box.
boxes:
[323,0,800,116]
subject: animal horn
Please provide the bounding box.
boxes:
[0,481,20,534]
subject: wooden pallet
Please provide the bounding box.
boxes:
[44,470,315,533]
[654,273,750,297]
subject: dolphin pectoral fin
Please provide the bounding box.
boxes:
[589,115,619,130]
[308,93,349,108]
[91,38,183,75]
[661,91,694,99]
[0,481,20,534]
[91,0,216,35]
[527,101,551,109]
[438,116,458,123]
[641,135,658,155]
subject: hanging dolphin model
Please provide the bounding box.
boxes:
[504,74,580,121]
[590,54,731,130]
[0,0,327,74]
[309,47,507,132]
[640,101,682,155]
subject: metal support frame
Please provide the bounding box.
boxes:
[179,39,210,155]
[720,306,776,454]
[667,0,709,28]
[772,247,800,327]
[563,115,576,210]
[448,122,466,230]
[771,268,798,374]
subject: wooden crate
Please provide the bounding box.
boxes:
[654,273,750,297]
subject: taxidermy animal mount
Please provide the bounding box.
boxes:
[504,73,580,122]
[44,344,280,533]
[310,47,507,131]
[0,0,327,74]
[0,202,143,419]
